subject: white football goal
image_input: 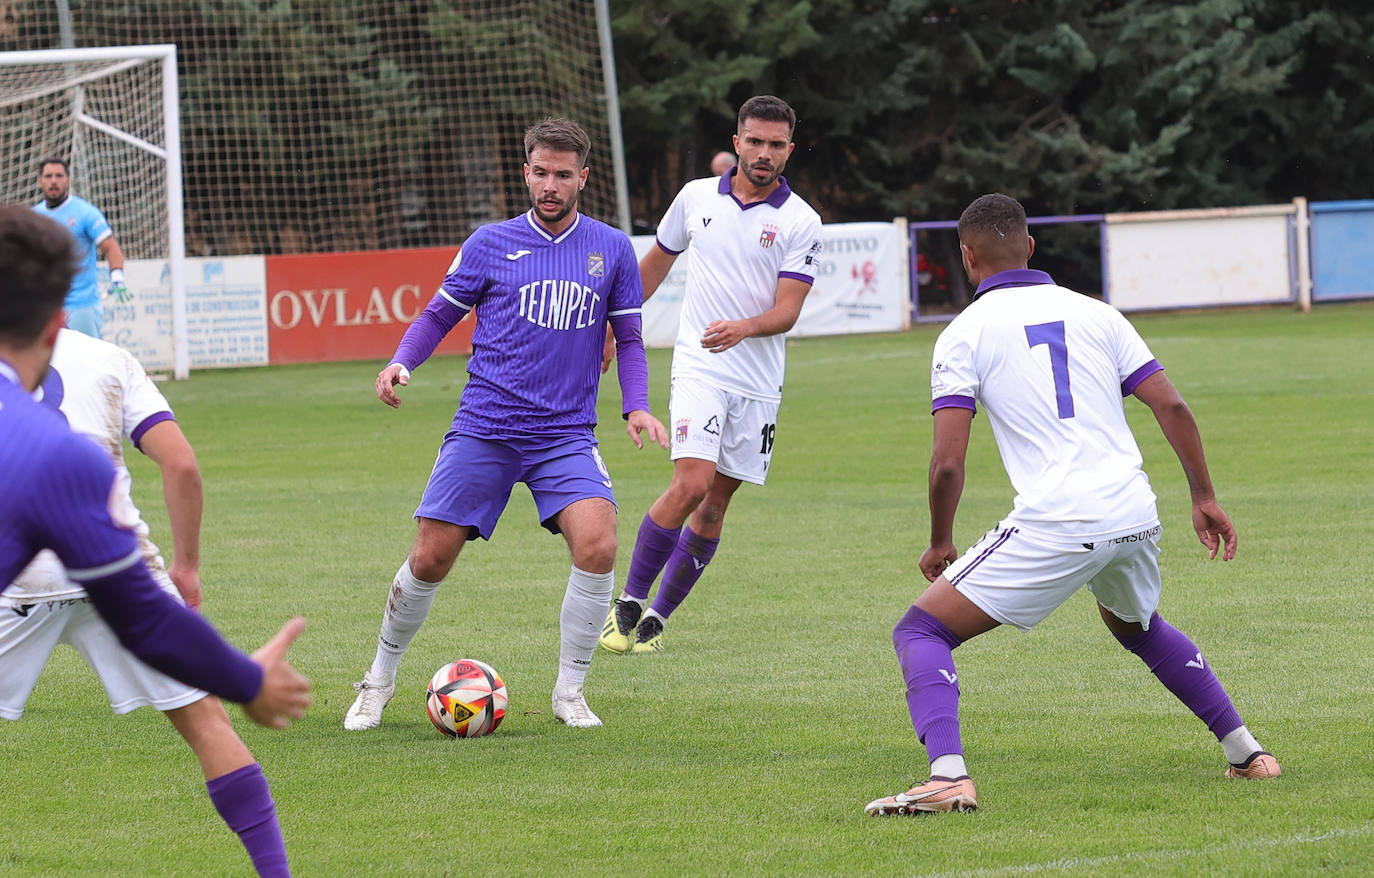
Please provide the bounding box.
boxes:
[0,44,188,378]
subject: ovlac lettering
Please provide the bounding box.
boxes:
[269,285,430,330]
[519,279,601,331]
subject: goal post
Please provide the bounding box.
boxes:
[0,44,188,378]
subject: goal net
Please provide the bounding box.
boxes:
[9,1,629,259]
[0,44,188,377]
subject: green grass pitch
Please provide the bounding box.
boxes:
[3,302,1372,876]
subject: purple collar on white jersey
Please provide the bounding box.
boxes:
[717,167,792,210]
[972,268,1055,302]
[0,359,19,387]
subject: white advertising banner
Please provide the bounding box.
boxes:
[104,256,270,372]
[792,221,910,338]
[1104,206,1295,311]
[633,221,910,348]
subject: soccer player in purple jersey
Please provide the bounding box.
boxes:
[865,194,1279,816]
[344,118,668,731]
[3,328,293,876]
[0,206,311,724]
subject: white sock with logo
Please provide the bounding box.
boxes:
[930,754,968,780]
[367,559,441,685]
[1220,725,1263,764]
[556,566,613,694]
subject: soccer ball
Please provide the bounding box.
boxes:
[425,659,508,738]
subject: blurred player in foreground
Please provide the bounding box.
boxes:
[344,118,667,732]
[865,193,1279,816]
[2,327,293,876]
[0,208,309,848]
[32,158,131,338]
[599,95,822,655]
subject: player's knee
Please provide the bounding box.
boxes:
[666,473,711,511]
[408,549,455,583]
[695,499,728,529]
[573,533,618,573]
[166,697,235,743]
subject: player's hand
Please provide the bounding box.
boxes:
[243,617,311,729]
[701,319,750,353]
[167,562,203,611]
[626,410,669,450]
[919,543,959,582]
[1192,498,1237,561]
[108,280,132,303]
[601,325,616,374]
[376,363,410,408]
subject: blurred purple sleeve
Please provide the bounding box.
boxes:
[82,566,264,703]
[391,295,470,371]
[36,436,263,703]
[609,313,650,416]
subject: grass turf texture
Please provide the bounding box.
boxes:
[3,302,1372,877]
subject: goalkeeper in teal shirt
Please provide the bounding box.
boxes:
[32,157,130,339]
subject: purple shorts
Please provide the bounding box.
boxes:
[415,431,616,539]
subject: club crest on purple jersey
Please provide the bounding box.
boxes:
[587,252,605,277]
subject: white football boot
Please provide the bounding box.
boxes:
[343,678,395,731]
[551,685,603,728]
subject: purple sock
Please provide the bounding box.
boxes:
[206,763,291,878]
[893,606,965,760]
[1114,613,1244,739]
[624,514,681,601]
[648,526,719,620]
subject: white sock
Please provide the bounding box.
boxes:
[366,560,442,684]
[556,566,613,692]
[1220,725,1263,764]
[642,608,666,624]
[617,593,647,609]
[930,754,968,779]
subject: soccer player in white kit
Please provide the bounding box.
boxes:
[865,194,1280,816]
[1,329,294,875]
[599,95,823,655]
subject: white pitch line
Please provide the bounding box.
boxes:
[916,825,1373,878]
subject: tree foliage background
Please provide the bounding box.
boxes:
[3,0,1370,253]
[615,0,1373,226]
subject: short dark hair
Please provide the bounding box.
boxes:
[524,118,591,167]
[0,205,78,346]
[38,157,69,174]
[738,95,797,138]
[957,193,1028,244]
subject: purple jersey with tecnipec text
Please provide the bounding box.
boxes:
[394,211,646,439]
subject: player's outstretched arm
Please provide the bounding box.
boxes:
[701,277,811,353]
[100,236,131,303]
[922,407,973,581]
[243,617,312,729]
[626,409,669,450]
[379,292,471,406]
[601,324,616,374]
[639,246,678,303]
[376,362,410,408]
[140,420,204,609]
[1132,371,1237,560]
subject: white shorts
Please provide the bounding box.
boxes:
[669,377,780,486]
[946,522,1163,632]
[0,578,206,721]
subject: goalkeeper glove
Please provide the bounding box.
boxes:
[108,268,132,304]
